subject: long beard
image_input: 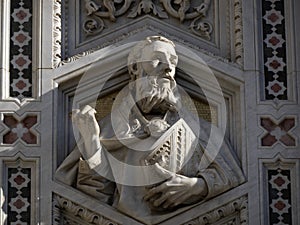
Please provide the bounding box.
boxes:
[136,76,179,113]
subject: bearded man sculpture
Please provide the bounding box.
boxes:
[56,36,245,224]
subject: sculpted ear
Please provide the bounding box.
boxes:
[129,63,137,73]
[128,62,142,81]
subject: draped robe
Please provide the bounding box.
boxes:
[55,93,245,223]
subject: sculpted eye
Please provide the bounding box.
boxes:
[152,59,160,67]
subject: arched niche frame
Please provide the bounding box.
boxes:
[54,40,246,195]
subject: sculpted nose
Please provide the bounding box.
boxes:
[160,61,172,72]
[165,67,172,73]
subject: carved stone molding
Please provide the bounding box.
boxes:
[57,1,245,66]
[52,194,248,225]
[183,196,248,225]
[53,194,120,225]
[52,0,245,69]
[54,24,241,70]
[53,0,62,68]
[234,0,243,66]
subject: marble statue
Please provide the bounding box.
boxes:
[55,36,245,224]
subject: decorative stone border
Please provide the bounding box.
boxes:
[3,156,38,225]
[52,0,244,68]
[9,0,33,99]
[262,0,288,100]
[52,194,120,225]
[183,196,248,225]
[53,194,248,225]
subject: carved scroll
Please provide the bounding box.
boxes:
[83,0,213,40]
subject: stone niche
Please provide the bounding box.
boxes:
[53,36,247,224]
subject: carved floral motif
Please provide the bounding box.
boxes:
[54,0,244,67]
[83,0,213,40]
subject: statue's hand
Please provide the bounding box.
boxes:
[144,164,208,209]
[72,105,101,158]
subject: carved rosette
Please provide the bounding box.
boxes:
[82,0,213,40]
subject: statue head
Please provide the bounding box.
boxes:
[128,36,180,113]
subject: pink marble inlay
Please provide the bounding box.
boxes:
[271,83,282,93]
[15,33,27,43]
[15,80,27,90]
[16,10,28,21]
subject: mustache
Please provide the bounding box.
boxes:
[137,77,179,113]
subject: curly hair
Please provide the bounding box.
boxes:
[127,36,176,81]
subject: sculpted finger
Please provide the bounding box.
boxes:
[154,163,173,179]
[150,96,158,104]
[162,195,181,209]
[144,183,167,201]
[81,105,95,114]
[87,108,97,116]
[87,109,98,124]
[153,191,176,207]
[166,193,190,208]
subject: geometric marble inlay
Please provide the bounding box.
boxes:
[10,0,33,99]
[260,117,296,147]
[0,113,39,145]
[268,169,292,225]
[262,0,287,100]
[7,167,31,224]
